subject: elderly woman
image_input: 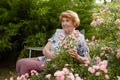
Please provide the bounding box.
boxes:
[16,10,90,76]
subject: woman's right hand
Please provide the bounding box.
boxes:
[43,42,58,59]
[50,53,58,58]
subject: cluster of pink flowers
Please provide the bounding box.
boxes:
[58,30,80,50]
[8,70,39,80]
[114,19,120,24]
[100,46,113,57]
[54,68,70,80]
[45,67,84,80]
[116,5,120,11]
[116,49,120,59]
[90,18,104,27]
[88,57,109,79]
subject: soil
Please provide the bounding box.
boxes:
[0,60,16,80]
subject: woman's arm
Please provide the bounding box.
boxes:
[42,42,57,59]
[68,49,91,64]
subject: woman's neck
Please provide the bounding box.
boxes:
[65,29,76,36]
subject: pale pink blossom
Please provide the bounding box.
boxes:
[105,74,109,80]
[103,68,108,73]
[114,19,120,24]
[84,60,90,66]
[102,60,108,67]
[100,52,105,57]
[101,5,109,13]
[75,76,83,80]
[116,5,120,11]
[95,72,101,76]
[73,30,80,38]
[54,71,65,80]
[116,32,120,37]
[117,76,120,80]
[92,13,98,19]
[71,34,76,40]
[62,68,70,75]
[54,71,64,77]
[75,74,83,80]
[101,47,107,51]
[24,73,29,78]
[91,36,95,41]
[88,42,95,48]
[90,20,97,27]
[99,61,107,69]
[66,73,75,80]
[95,56,101,64]
[59,33,65,40]
[41,64,45,67]
[30,70,39,76]
[19,75,27,80]
[92,65,100,70]
[45,74,51,79]
[9,76,14,80]
[65,64,69,66]
[46,59,51,62]
[56,76,65,80]
[99,60,108,72]
[75,74,79,77]
[71,68,74,72]
[96,18,104,25]
[88,67,95,73]
[63,44,67,49]
[116,52,120,58]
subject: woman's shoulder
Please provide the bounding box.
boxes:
[56,29,64,32]
[75,29,85,41]
[55,29,64,34]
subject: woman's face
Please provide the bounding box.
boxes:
[61,17,75,35]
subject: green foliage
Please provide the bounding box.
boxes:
[29,1,120,80]
[0,0,95,60]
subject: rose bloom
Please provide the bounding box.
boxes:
[117,76,120,80]
[116,52,120,58]
[65,64,69,66]
[114,19,120,24]
[45,74,51,79]
[105,74,109,80]
[59,33,65,40]
[62,68,70,75]
[116,5,120,11]
[88,67,95,73]
[95,72,101,76]
[54,71,64,77]
[91,35,95,41]
[90,20,97,27]
[92,13,98,19]
[96,18,104,25]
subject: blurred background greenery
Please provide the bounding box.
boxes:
[0,0,120,79]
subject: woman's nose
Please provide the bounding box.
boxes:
[62,22,66,25]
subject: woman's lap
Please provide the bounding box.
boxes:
[16,57,45,76]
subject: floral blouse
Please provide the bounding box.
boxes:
[38,29,89,62]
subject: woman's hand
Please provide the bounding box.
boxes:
[50,53,58,58]
[67,49,90,63]
[67,49,79,60]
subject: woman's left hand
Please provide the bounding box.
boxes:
[67,49,79,59]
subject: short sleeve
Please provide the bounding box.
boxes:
[76,34,89,57]
[48,29,64,43]
[48,34,56,43]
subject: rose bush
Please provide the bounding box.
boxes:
[8,2,120,80]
